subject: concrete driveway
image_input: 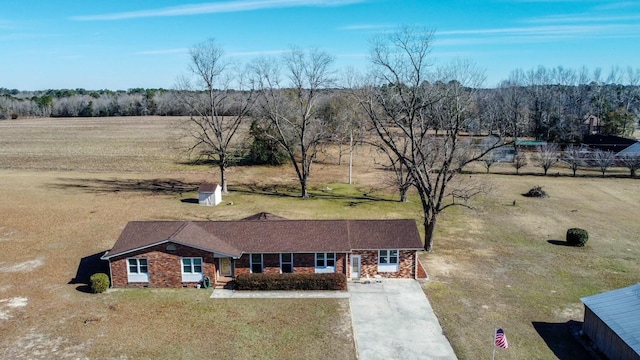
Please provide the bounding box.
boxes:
[349,279,457,360]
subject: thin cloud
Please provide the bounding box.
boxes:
[437,23,640,46]
[439,23,639,37]
[135,48,189,56]
[228,49,289,57]
[336,52,368,58]
[0,20,13,29]
[71,0,366,21]
[526,13,640,24]
[0,32,62,41]
[505,0,601,2]
[593,1,640,11]
[339,24,394,31]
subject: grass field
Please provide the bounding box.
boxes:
[1,116,639,359]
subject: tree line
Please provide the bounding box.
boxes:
[2,68,639,144]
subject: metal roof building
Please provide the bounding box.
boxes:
[581,283,640,360]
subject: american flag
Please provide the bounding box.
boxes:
[495,328,508,349]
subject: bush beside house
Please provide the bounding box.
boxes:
[236,273,347,291]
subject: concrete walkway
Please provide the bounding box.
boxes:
[349,279,457,360]
[210,288,350,298]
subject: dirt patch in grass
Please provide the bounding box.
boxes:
[0,297,28,320]
[0,259,44,273]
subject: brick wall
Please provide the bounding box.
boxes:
[110,247,415,287]
[351,250,416,279]
[416,255,428,279]
[109,243,216,288]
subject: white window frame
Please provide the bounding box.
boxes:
[280,253,294,273]
[378,250,399,272]
[181,257,203,282]
[250,253,263,273]
[127,258,149,282]
[315,252,336,273]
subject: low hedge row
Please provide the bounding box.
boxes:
[235,273,347,291]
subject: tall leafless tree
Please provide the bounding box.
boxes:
[176,39,255,193]
[355,27,508,251]
[251,48,335,198]
[618,152,640,178]
[535,143,559,175]
[562,145,585,176]
[591,149,616,177]
[512,153,528,175]
[368,134,414,202]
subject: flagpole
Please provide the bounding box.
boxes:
[492,328,496,360]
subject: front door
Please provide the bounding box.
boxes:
[220,257,232,276]
[350,255,361,279]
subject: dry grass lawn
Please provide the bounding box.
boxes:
[423,172,640,359]
[1,116,639,359]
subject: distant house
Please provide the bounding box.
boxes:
[582,134,638,154]
[583,115,602,135]
[493,146,516,162]
[479,135,515,162]
[581,283,640,360]
[198,182,221,206]
[100,213,426,288]
[617,142,640,157]
[515,140,547,152]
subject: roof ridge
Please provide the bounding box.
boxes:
[189,221,243,256]
[168,221,190,239]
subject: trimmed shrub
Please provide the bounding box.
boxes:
[566,228,589,247]
[90,273,110,293]
[235,273,347,291]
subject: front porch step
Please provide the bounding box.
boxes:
[214,276,235,290]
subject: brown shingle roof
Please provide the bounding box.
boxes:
[102,219,423,259]
[198,182,219,193]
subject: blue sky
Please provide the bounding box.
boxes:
[2,0,639,90]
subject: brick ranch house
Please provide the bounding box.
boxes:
[101,213,426,288]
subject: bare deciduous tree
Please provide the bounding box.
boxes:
[251,48,335,198]
[176,39,255,193]
[512,153,528,174]
[369,134,414,202]
[356,27,508,251]
[479,136,503,173]
[535,143,559,175]
[562,145,585,176]
[618,152,640,178]
[591,149,616,177]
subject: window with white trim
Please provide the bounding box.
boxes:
[250,254,263,273]
[280,253,293,273]
[181,257,203,282]
[315,253,336,273]
[127,258,149,282]
[378,250,399,272]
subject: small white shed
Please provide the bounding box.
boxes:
[198,182,222,206]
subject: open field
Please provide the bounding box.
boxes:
[1,116,639,359]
